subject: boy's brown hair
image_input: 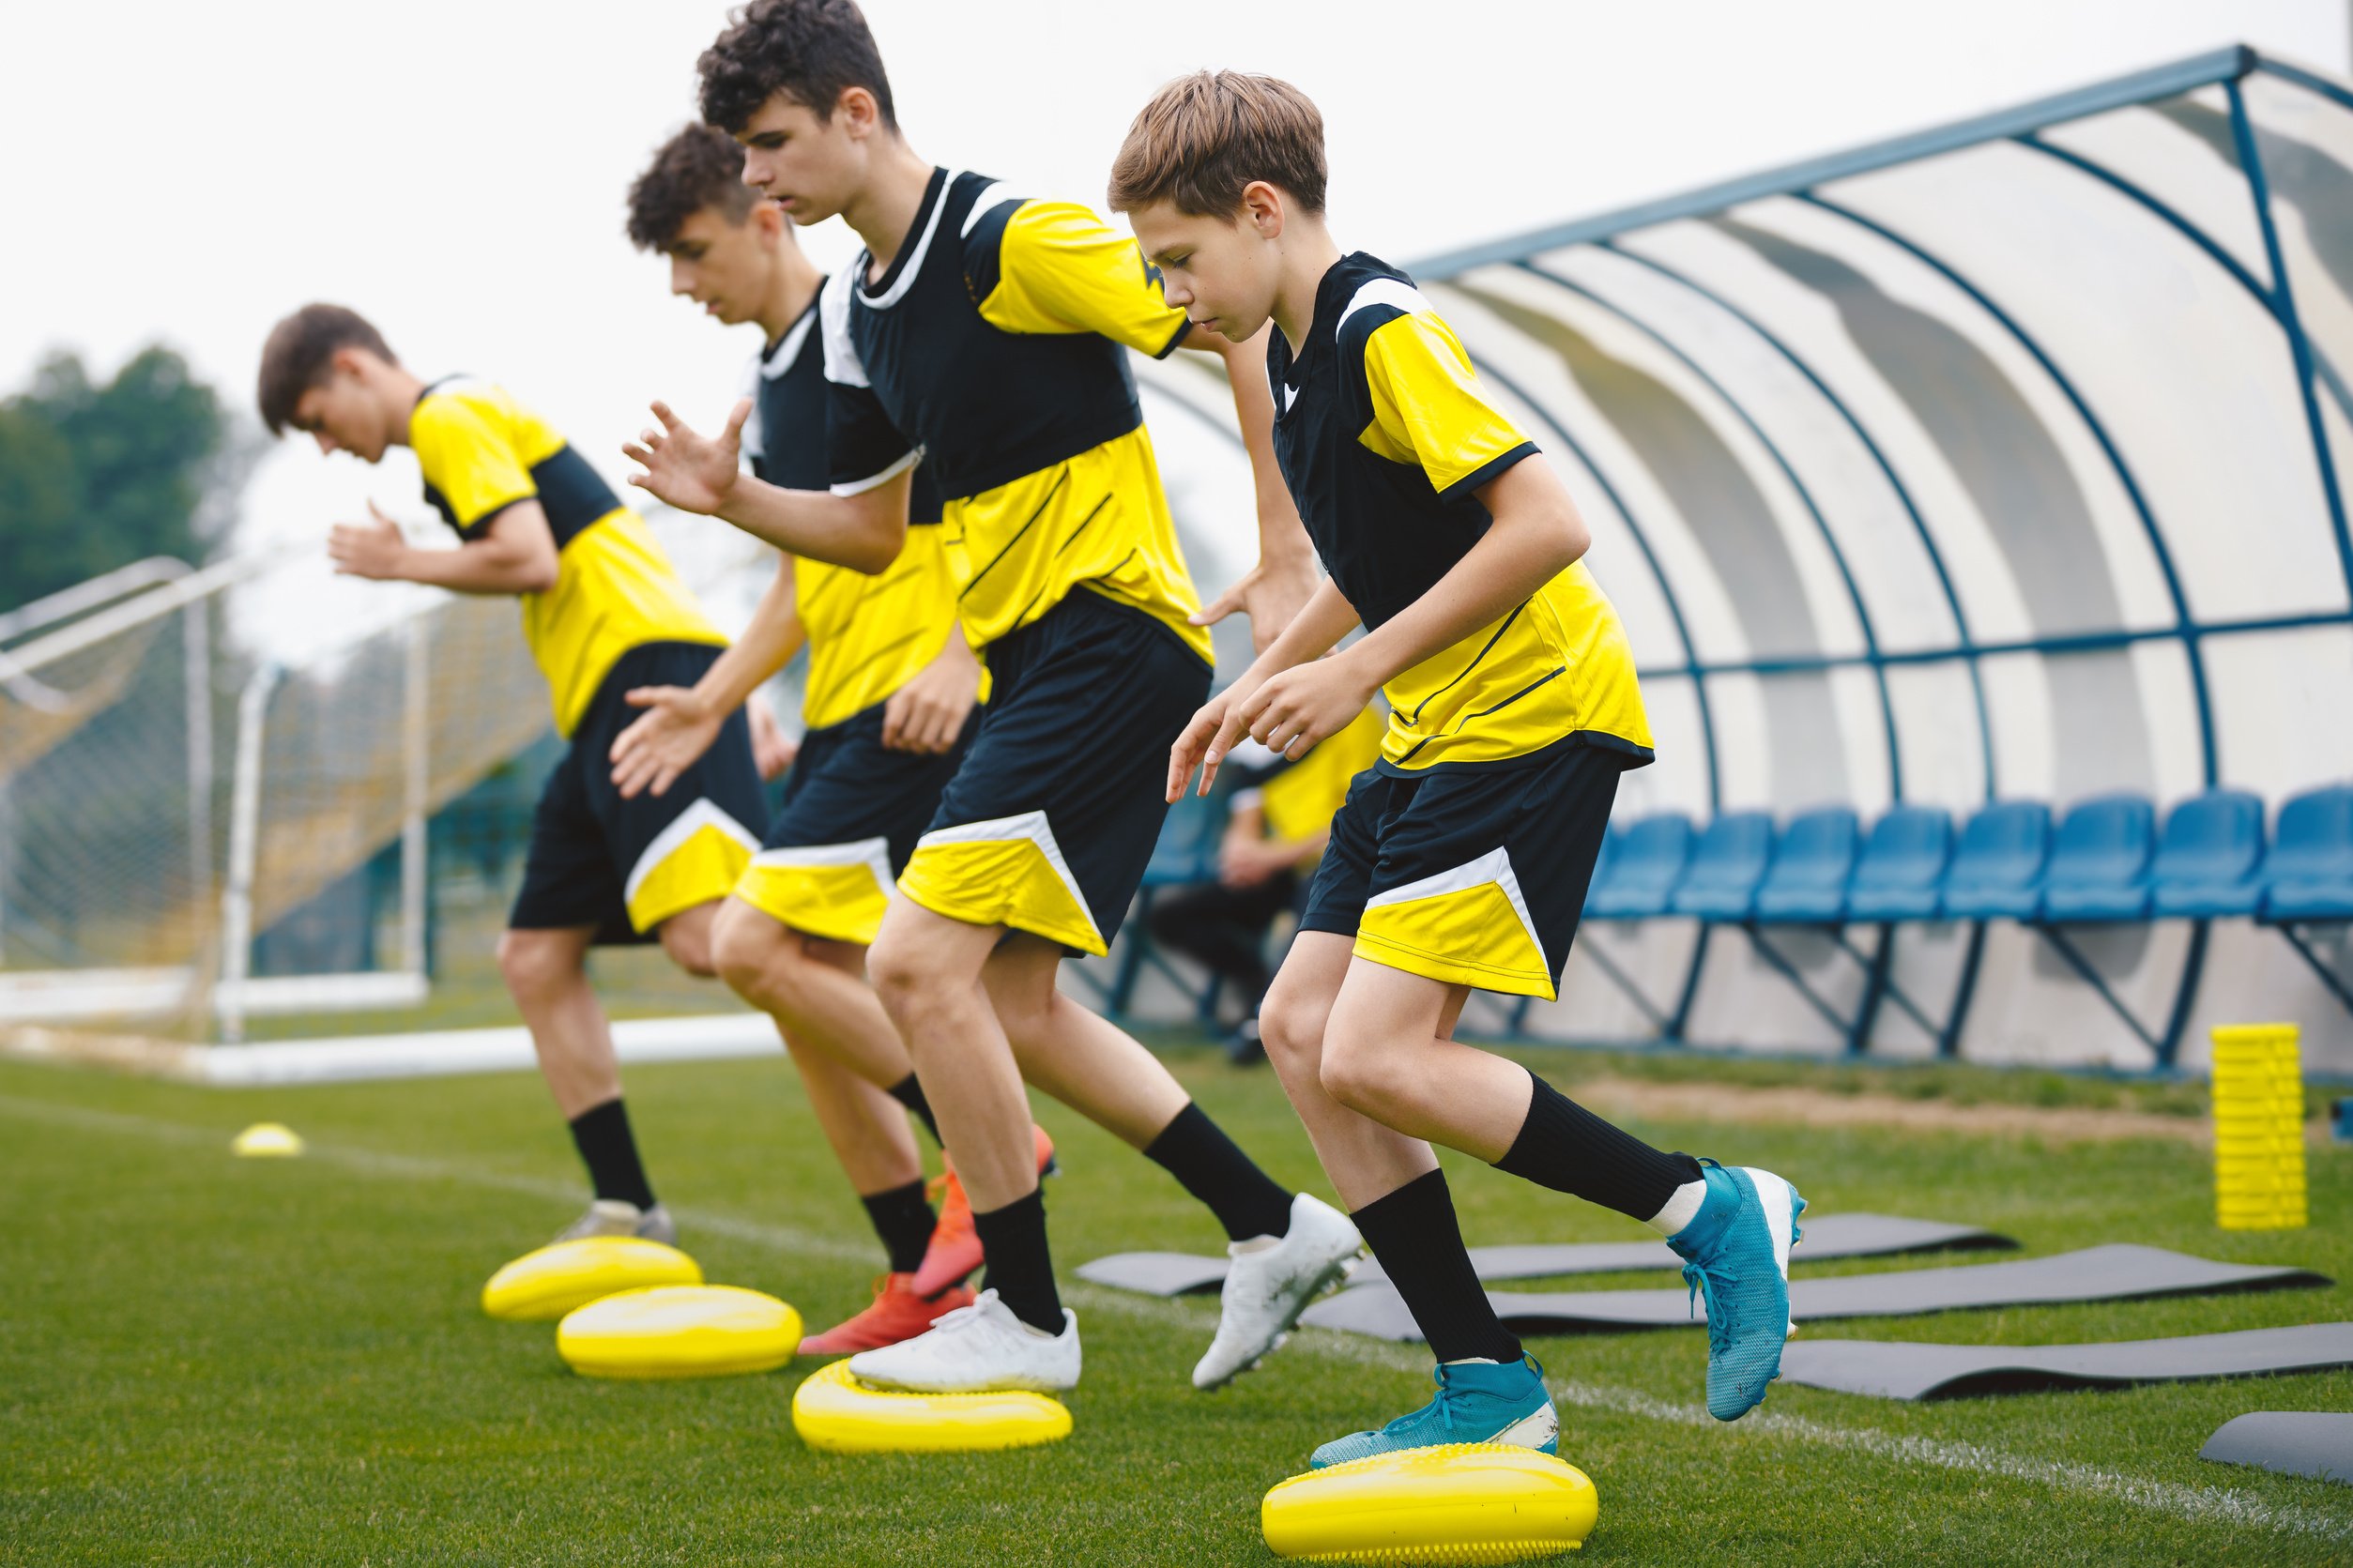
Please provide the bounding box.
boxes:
[697,0,897,134]
[256,304,395,436]
[627,124,758,251]
[1107,70,1327,219]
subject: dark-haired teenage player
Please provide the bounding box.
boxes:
[258,303,771,1258]
[619,124,1059,1352]
[626,0,1361,1394]
[1116,70,1806,1461]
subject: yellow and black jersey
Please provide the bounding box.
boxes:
[1267,253,1652,775]
[411,377,722,737]
[1228,705,1389,845]
[742,302,961,731]
[818,167,1212,663]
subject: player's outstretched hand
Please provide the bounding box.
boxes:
[881,634,981,754]
[327,501,410,580]
[610,685,722,799]
[1191,550,1320,655]
[1240,653,1378,762]
[623,399,749,517]
[1168,689,1242,801]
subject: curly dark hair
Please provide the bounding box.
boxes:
[627,125,759,251]
[256,304,394,436]
[696,0,896,134]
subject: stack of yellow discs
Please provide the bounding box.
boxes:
[2212,1023,2306,1231]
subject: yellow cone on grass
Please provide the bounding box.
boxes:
[2211,1023,2306,1231]
[231,1122,304,1157]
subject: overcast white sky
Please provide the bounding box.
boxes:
[3,0,2345,571]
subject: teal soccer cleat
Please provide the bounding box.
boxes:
[1310,1354,1559,1469]
[1669,1161,1805,1421]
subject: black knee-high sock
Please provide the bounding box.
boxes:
[568,1098,656,1210]
[861,1179,938,1276]
[1352,1169,1521,1364]
[1493,1069,1702,1222]
[973,1188,1062,1333]
[888,1073,943,1146]
[1142,1102,1294,1242]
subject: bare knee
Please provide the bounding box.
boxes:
[1257,989,1325,1080]
[1318,1034,1399,1120]
[657,903,721,979]
[711,903,786,997]
[865,933,934,1028]
[497,928,584,1004]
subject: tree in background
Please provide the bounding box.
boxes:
[0,346,241,615]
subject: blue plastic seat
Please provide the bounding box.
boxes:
[1751,807,1859,924]
[1584,813,1693,920]
[2260,784,2353,923]
[1939,801,2051,920]
[2039,794,2156,922]
[1844,805,1953,921]
[2149,789,2267,918]
[1670,812,1776,921]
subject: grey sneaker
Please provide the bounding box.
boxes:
[553,1199,678,1246]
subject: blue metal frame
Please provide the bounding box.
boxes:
[1512,258,1905,801]
[2227,77,2353,605]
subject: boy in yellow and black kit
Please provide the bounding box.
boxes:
[258,305,768,1256]
[1120,71,1806,1466]
[628,0,1364,1398]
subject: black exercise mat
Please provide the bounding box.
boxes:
[1073,1213,2014,1298]
[2199,1411,2353,1485]
[1779,1322,2353,1400]
[1298,1244,2330,1340]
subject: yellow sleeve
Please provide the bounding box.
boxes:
[975,201,1193,357]
[411,394,536,538]
[1360,312,1536,500]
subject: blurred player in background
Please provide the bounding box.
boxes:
[257,304,772,1256]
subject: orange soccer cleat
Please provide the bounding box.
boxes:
[798,1273,976,1356]
[909,1123,1058,1298]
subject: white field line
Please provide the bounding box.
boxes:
[7,1091,2348,1543]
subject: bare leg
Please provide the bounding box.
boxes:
[867,902,1035,1210]
[496,924,619,1119]
[656,898,722,978]
[710,895,917,1090]
[1259,933,1504,1208]
[1319,957,1533,1160]
[782,1033,924,1195]
[980,933,1190,1149]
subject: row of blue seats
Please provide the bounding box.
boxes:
[1587,784,2353,927]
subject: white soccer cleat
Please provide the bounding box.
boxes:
[846,1288,1080,1393]
[1193,1192,1364,1390]
[553,1199,678,1246]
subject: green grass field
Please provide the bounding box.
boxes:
[3,1040,2348,1565]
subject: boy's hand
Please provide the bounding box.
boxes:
[327,502,411,581]
[746,696,797,781]
[1238,651,1378,762]
[623,399,749,517]
[1190,549,1319,655]
[610,685,721,799]
[881,634,980,754]
[1218,835,1291,890]
[1167,688,1242,801]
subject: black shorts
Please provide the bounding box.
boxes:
[510,642,766,944]
[732,699,978,946]
[898,588,1214,956]
[1300,738,1625,998]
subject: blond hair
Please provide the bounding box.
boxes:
[1108,70,1327,218]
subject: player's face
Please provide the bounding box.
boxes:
[736,92,863,225]
[291,366,390,464]
[665,206,771,326]
[1132,202,1276,343]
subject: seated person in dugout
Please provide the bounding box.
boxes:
[257,303,772,1253]
[1146,704,1385,1063]
[616,122,1047,1354]
[1117,71,1805,1462]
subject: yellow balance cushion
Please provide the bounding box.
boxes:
[1261,1442,1599,1564]
[231,1122,304,1158]
[481,1237,703,1321]
[557,1286,801,1378]
[789,1360,1073,1454]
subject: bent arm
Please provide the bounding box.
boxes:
[683,551,808,720]
[402,503,560,595]
[1337,457,1587,691]
[716,468,911,577]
